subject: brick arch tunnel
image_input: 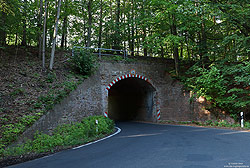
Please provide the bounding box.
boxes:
[107,75,157,121]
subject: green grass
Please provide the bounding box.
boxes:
[0,116,114,158]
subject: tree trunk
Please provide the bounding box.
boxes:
[15,33,18,46]
[49,0,62,70]
[98,0,103,49]
[0,12,7,46]
[185,32,190,62]
[64,33,67,48]
[86,0,92,47]
[171,14,180,77]
[142,1,147,57]
[61,16,67,49]
[38,0,43,57]
[127,2,131,53]
[201,19,209,66]
[161,46,164,58]
[136,23,140,54]
[107,0,113,49]
[82,6,87,46]
[114,0,121,50]
[42,0,48,69]
[131,0,135,56]
[21,0,27,46]
[122,0,126,49]
[180,43,183,59]
[61,0,68,49]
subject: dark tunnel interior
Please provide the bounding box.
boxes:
[108,78,156,121]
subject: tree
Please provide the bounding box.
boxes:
[49,0,62,70]
[86,0,92,47]
[38,0,43,58]
[98,0,103,49]
[42,0,48,69]
[60,0,69,49]
[0,11,7,46]
[21,0,27,46]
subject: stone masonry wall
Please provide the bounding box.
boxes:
[17,71,103,143]
[98,60,211,122]
[17,58,214,143]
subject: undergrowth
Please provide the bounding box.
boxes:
[0,116,114,159]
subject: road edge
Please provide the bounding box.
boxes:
[72,126,121,150]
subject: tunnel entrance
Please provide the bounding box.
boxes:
[108,77,156,121]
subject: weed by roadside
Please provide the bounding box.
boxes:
[1,116,114,157]
[0,116,114,167]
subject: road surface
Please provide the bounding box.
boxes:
[9,122,250,168]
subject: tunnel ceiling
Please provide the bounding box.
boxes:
[108,77,156,121]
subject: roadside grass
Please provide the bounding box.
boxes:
[0,116,114,160]
[160,120,250,130]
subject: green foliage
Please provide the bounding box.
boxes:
[10,88,25,97]
[0,115,40,147]
[184,60,250,119]
[69,49,96,76]
[46,72,57,83]
[0,116,114,158]
[1,0,249,63]
[1,123,26,146]
[19,115,38,126]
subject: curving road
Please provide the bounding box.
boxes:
[9,122,250,168]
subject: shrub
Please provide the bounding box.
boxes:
[204,120,213,126]
[69,49,96,76]
[218,120,230,127]
[244,122,250,129]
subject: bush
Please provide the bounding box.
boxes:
[244,122,250,129]
[0,116,114,158]
[69,49,96,76]
[217,120,230,127]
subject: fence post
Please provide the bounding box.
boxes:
[123,50,125,59]
[99,48,101,59]
[72,46,75,57]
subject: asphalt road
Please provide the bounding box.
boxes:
[9,122,250,168]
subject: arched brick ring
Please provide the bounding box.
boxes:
[105,74,160,120]
[106,74,151,91]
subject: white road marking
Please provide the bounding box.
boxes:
[73,127,121,150]
[217,131,249,135]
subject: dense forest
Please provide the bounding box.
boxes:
[0,0,249,68]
